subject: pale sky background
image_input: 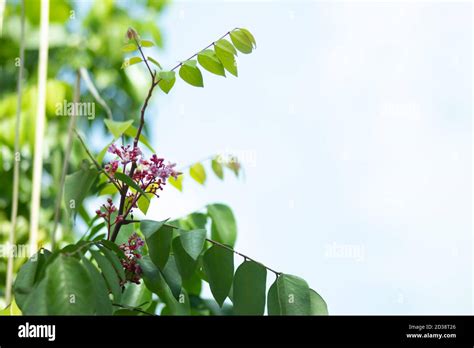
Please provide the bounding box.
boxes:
[90,0,473,314]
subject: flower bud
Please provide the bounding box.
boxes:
[126,27,139,41]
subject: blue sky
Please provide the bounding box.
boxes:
[111,0,472,314]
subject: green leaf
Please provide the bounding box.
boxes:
[268,274,311,315]
[139,256,190,315]
[104,119,134,139]
[168,174,183,191]
[98,183,117,196]
[182,272,202,296]
[80,254,114,315]
[225,156,241,177]
[207,204,237,247]
[147,56,162,69]
[215,46,238,77]
[203,245,234,307]
[179,60,204,87]
[121,282,152,309]
[99,245,126,283]
[90,250,122,302]
[179,229,207,260]
[233,261,267,315]
[211,159,224,180]
[13,250,51,310]
[122,43,138,52]
[158,70,176,94]
[172,237,198,280]
[137,193,154,215]
[309,288,328,315]
[161,255,182,300]
[100,240,126,259]
[114,172,148,199]
[230,29,253,54]
[160,289,190,315]
[189,163,206,185]
[215,39,237,55]
[239,28,256,48]
[124,125,155,152]
[141,220,173,270]
[267,280,280,315]
[197,49,225,76]
[45,255,95,315]
[21,278,48,315]
[180,212,208,230]
[64,164,98,217]
[121,56,143,69]
[140,40,155,47]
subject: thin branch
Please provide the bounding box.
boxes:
[134,37,154,79]
[110,29,237,243]
[122,220,282,276]
[52,70,81,250]
[205,238,282,276]
[112,303,156,316]
[73,129,122,192]
[5,0,25,305]
[166,30,233,74]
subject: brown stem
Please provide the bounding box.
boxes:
[110,29,236,243]
[134,37,155,79]
[205,238,282,276]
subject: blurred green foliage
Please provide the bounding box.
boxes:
[0,0,168,300]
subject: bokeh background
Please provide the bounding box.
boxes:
[1,0,472,314]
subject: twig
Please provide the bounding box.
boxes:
[205,238,282,276]
[134,37,154,79]
[73,129,122,192]
[166,30,233,75]
[144,220,281,276]
[110,30,237,243]
[112,303,157,316]
[122,220,281,276]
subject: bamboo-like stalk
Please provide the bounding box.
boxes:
[51,71,81,250]
[0,0,6,36]
[29,0,49,256]
[5,0,25,305]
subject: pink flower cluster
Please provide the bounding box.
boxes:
[119,233,145,285]
[104,143,180,195]
[95,198,123,226]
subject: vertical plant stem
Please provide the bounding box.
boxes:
[51,71,80,250]
[5,0,25,305]
[29,0,49,256]
[0,0,6,36]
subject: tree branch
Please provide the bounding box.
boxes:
[110,29,237,243]
[122,220,282,276]
[205,238,281,276]
[134,37,154,79]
